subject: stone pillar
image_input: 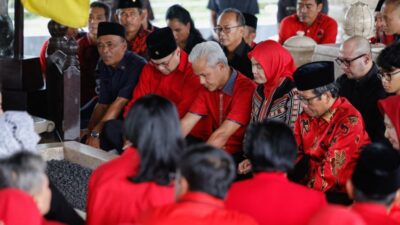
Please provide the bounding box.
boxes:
[46,20,80,141]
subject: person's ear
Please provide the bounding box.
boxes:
[174,176,189,201]
[317,3,323,12]
[346,180,354,200]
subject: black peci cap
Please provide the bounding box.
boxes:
[146,27,178,60]
[293,61,335,91]
[243,13,258,29]
[97,22,126,39]
[117,0,143,9]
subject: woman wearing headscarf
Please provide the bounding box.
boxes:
[87,95,185,225]
[378,95,400,151]
[249,40,301,128]
[378,95,400,223]
[166,4,205,54]
[238,40,302,174]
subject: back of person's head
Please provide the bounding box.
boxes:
[0,151,47,196]
[0,111,40,159]
[350,143,400,206]
[124,94,184,185]
[90,1,112,21]
[377,42,400,71]
[244,120,297,173]
[177,144,235,199]
[0,151,51,215]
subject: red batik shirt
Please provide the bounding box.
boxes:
[129,26,151,59]
[279,13,338,44]
[294,97,370,193]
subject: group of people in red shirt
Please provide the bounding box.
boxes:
[3,0,400,224]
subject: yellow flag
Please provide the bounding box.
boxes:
[21,0,89,28]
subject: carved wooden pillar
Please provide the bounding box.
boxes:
[46,20,80,141]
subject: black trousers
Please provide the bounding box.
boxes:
[100,119,124,154]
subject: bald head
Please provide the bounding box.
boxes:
[342,36,371,56]
[338,36,373,80]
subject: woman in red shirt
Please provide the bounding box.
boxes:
[87,94,185,225]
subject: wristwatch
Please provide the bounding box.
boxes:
[90,131,100,138]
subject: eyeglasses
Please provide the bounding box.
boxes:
[213,25,243,34]
[298,94,322,105]
[377,69,400,82]
[150,53,174,69]
[335,54,366,67]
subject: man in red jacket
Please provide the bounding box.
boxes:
[226,120,327,225]
[292,61,370,204]
[347,143,399,225]
[279,0,337,44]
[137,144,258,225]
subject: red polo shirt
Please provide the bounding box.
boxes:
[137,192,259,225]
[279,13,337,44]
[351,202,398,225]
[124,50,209,140]
[189,70,256,154]
[86,147,174,225]
[226,172,327,225]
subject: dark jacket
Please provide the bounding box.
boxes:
[336,63,389,143]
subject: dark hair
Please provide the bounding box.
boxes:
[178,144,235,199]
[312,82,339,98]
[377,42,400,72]
[352,143,400,206]
[90,1,111,21]
[316,0,323,5]
[124,94,185,186]
[244,120,297,173]
[220,8,246,26]
[165,5,203,38]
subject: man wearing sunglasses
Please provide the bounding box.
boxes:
[292,61,370,205]
[336,36,388,143]
[216,8,253,79]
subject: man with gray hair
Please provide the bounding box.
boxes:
[215,8,253,79]
[181,41,256,164]
[0,151,51,216]
[336,36,388,143]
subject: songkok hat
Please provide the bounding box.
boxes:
[146,27,177,60]
[117,0,143,9]
[97,22,126,39]
[352,143,400,196]
[0,111,40,159]
[293,61,335,91]
[243,13,258,29]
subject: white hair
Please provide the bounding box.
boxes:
[189,41,228,67]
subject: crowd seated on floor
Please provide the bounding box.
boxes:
[2,0,400,224]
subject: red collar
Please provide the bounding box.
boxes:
[178,192,224,208]
[177,49,189,73]
[352,202,390,215]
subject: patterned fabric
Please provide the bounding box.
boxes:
[294,97,370,193]
[251,77,302,129]
[128,26,151,59]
